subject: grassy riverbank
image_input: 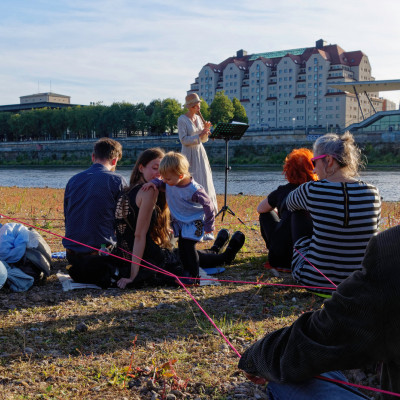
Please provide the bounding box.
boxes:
[0,187,398,399]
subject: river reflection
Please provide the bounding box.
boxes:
[0,167,399,201]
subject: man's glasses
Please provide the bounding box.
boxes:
[311,154,328,167]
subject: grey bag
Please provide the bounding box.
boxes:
[25,227,52,277]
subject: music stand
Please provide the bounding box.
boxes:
[210,122,249,223]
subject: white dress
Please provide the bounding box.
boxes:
[178,114,218,213]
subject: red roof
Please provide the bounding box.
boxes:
[203,43,367,77]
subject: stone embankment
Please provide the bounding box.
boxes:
[0,129,398,165]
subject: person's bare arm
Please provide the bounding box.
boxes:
[257,197,274,214]
[117,187,158,289]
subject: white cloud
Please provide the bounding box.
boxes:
[0,0,399,106]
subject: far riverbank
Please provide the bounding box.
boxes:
[1,167,400,201]
[1,133,400,167]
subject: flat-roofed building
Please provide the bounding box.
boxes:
[20,92,70,105]
[188,39,392,131]
[0,92,80,113]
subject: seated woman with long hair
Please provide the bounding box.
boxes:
[115,148,245,289]
[258,148,317,270]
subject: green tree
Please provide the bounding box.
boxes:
[147,100,165,135]
[200,98,211,122]
[232,97,248,123]
[135,103,149,136]
[209,91,234,124]
[119,102,137,136]
[10,114,22,141]
[18,110,43,140]
[0,112,12,141]
[162,98,182,135]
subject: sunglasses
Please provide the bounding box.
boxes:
[311,154,328,167]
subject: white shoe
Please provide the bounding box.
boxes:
[202,233,215,241]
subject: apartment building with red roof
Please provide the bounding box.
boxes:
[188,39,388,131]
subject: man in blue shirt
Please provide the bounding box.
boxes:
[63,138,127,286]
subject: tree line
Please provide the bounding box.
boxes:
[0,92,248,142]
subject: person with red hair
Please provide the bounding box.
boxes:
[257,148,317,269]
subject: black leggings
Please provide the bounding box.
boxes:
[259,210,312,269]
[178,234,199,278]
[179,233,233,278]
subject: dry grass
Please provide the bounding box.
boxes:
[0,187,398,399]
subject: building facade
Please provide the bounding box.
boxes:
[0,92,78,113]
[20,92,71,105]
[188,39,388,131]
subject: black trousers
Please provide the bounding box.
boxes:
[178,235,199,278]
[66,252,118,289]
[259,211,312,269]
[67,237,233,288]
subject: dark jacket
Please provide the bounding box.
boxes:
[239,225,400,399]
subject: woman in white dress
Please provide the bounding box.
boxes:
[177,93,218,213]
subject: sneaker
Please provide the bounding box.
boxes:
[175,276,199,286]
[210,229,230,254]
[224,231,245,264]
[203,232,215,241]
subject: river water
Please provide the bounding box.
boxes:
[0,167,399,201]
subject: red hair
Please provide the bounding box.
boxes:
[283,148,318,185]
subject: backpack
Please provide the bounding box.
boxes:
[14,227,52,284]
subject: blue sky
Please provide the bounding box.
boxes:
[1,0,399,106]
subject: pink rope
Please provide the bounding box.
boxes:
[2,213,398,397]
[294,247,337,288]
[0,213,241,357]
[173,276,336,291]
[316,375,400,398]
[117,247,336,291]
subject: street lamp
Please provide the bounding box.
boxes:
[292,117,296,131]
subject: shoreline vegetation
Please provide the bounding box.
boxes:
[0,142,400,168]
[0,187,398,399]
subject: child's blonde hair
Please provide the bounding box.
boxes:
[159,151,190,178]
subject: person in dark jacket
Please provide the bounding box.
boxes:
[238,225,400,400]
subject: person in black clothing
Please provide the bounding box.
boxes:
[239,225,400,400]
[258,148,316,269]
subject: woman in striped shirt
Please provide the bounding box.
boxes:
[287,132,381,293]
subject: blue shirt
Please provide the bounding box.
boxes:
[152,178,215,232]
[63,163,127,252]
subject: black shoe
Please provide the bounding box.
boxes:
[224,231,245,264]
[210,229,230,254]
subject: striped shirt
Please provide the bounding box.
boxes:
[286,179,381,291]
